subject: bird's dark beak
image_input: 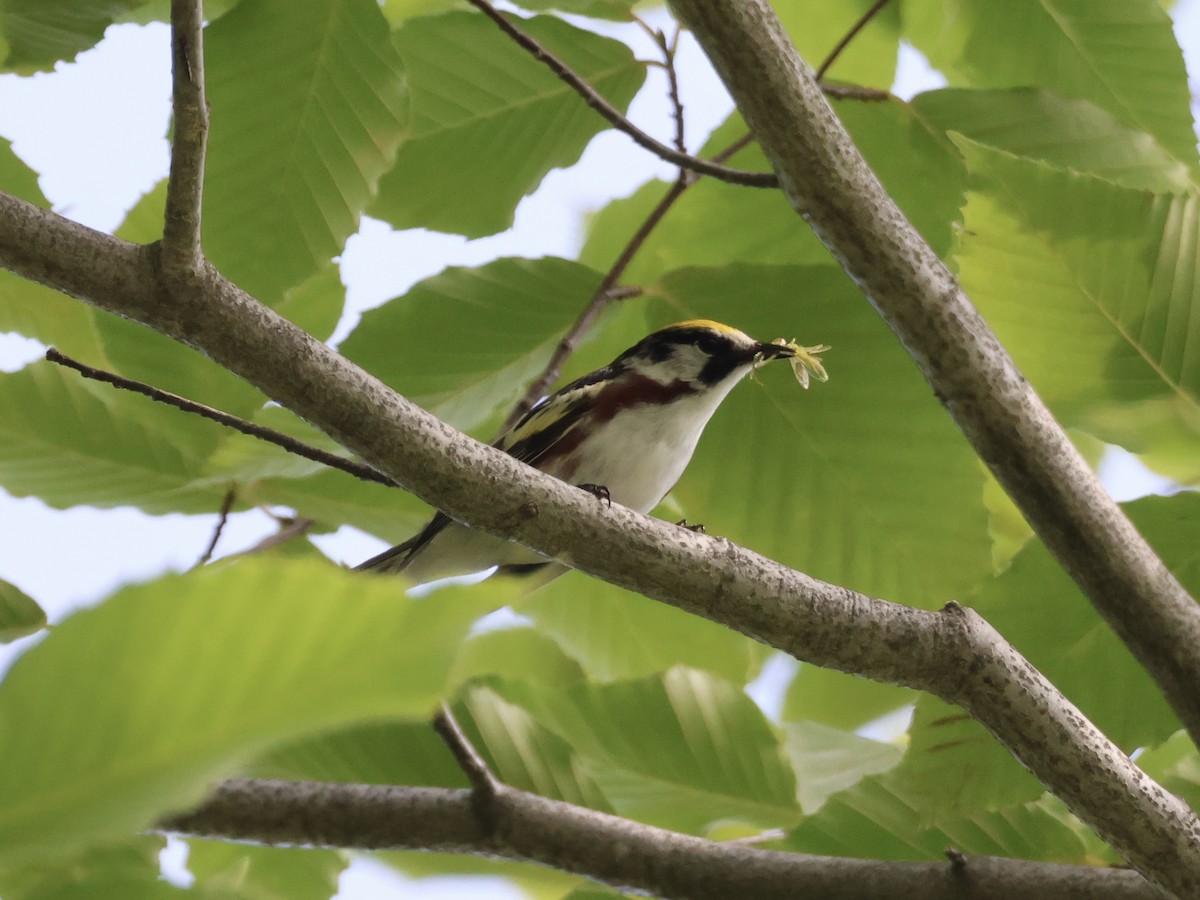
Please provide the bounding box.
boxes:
[753,341,795,360]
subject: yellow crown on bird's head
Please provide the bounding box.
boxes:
[660,319,745,337]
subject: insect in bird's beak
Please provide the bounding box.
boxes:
[753,338,831,389]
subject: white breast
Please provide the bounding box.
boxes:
[544,378,745,513]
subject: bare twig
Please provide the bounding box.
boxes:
[232,514,315,556]
[651,23,688,156]
[193,485,236,569]
[815,0,896,81]
[434,703,501,796]
[822,84,891,101]
[434,702,504,834]
[45,348,394,487]
[462,0,777,189]
[163,777,1162,899]
[161,0,209,274]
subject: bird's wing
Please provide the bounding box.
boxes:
[498,377,606,466]
[358,372,615,575]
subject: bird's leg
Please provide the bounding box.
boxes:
[676,519,706,533]
[577,483,612,507]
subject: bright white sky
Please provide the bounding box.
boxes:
[0,4,1197,897]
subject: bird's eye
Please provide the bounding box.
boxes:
[696,333,721,354]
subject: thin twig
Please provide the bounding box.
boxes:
[463,0,777,189]
[712,132,756,164]
[433,702,501,796]
[234,515,315,556]
[161,0,209,273]
[822,84,891,101]
[45,348,394,487]
[433,703,503,835]
[193,485,236,569]
[634,17,687,157]
[815,0,896,81]
[663,27,687,156]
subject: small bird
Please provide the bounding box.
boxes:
[357,320,796,583]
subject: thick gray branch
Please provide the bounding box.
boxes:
[163,778,1161,900]
[161,0,208,274]
[1,190,1198,893]
[669,0,1200,754]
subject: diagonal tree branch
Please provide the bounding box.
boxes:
[1,189,1198,893]
[814,0,895,81]
[161,777,1162,900]
[669,0,1200,757]
[161,0,209,275]
[462,0,778,188]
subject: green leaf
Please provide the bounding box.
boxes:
[833,99,965,258]
[0,557,489,867]
[372,12,645,237]
[787,772,1094,862]
[0,274,108,365]
[251,470,429,544]
[776,0,900,88]
[783,664,916,731]
[0,579,46,643]
[457,682,615,811]
[903,0,1198,165]
[485,668,800,834]
[254,720,467,788]
[1081,397,1200,487]
[899,696,1042,818]
[0,361,227,514]
[510,0,635,21]
[579,173,826,287]
[114,179,167,244]
[783,722,903,814]
[449,626,587,687]
[203,0,408,300]
[340,257,604,433]
[186,840,346,900]
[0,837,177,900]
[1137,730,1200,813]
[0,0,146,72]
[912,87,1193,191]
[519,572,762,684]
[951,138,1200,432]
[0,137,46,205]
[653,265,992,605]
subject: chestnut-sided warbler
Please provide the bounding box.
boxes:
[357,320,796,583]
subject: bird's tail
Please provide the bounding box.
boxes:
[354,538,418,573]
